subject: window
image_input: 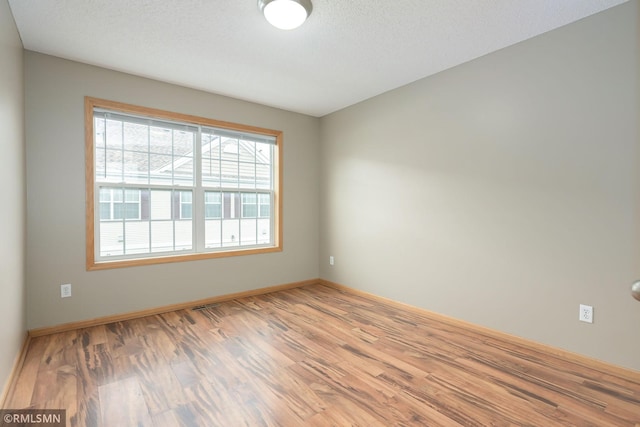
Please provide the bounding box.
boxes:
[241,193,271,218]
[86,97,282,270]
[204,192,222,219]
[179,191,192,219]
[99,188,141,221]
[242,193,257,218]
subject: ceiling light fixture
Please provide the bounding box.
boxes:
[258,0,312,30]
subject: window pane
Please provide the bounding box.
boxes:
[256,164,271,189]
[95,118,106,148]
[240,219,257,245]
[175,220,192,251]
[242,205,257,218]
[205,191,222,219]
[125,221,149,254]
[180,191,192,203]
[259,206,270,218]
[149,154,174,185]
[174,157,194,186]
[114,203,124,220]
[95,148,107,181]
[125,189,140,202]
[99,203,111,220]
[100,221,123,256]
[181,204,192,219]
[239,140,255,163]
[259,196,270,218]
[203,134,221,159]
[178,190,192,219]
[98,189,140,221]
[105,119,123,149]
[205,204,221,219]
[239,162,256,189]
[222,219,240,247]
[99,188,111,202]
[112,189,123,202]
[256,142,272,164]
[205,192,221,203]
[257,218,271,244]
[150,190,172,220]
[241,193,257,218]
[151,221,174,253]
[225,192,240,219]
[104,149,123,183]
[123,151,149,184]
[242,193,257,203]
[149,126,173,154]
[124,203,140,220]
[174,130,195,156]
[205,219,221,248]
[221,139,239,160]
[123,122,148,151]
[202,158,221,187]
[221,161,239,188]
[201,133,215,146]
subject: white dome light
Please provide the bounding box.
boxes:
[259,0,313,30]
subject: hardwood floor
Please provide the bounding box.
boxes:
[4,284,640,426]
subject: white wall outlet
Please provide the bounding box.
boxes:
[579,304,593,323]
[61,283,72,298]
[329,256,334,266]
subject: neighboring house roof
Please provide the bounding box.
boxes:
[94,115,272,187]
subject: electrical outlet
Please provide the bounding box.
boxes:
[61,283,72,298]
[329,256,334,266]
[579,304,593,323]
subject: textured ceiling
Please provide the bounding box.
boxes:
[8,0,628,117]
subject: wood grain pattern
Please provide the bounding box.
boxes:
[28,279,317,337]
[5,283,640,426]
[322,279,640,384]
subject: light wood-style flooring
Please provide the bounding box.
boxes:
[4,284,640,426]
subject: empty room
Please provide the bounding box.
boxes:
[1,0,640,425]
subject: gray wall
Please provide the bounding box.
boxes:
[320,2,640,371]
[25,52,320,329]
[0,0,26,397]
[18,0,640,374]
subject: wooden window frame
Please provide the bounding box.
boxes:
[85,97,283,271]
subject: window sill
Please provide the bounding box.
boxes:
[87,245,282,271]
